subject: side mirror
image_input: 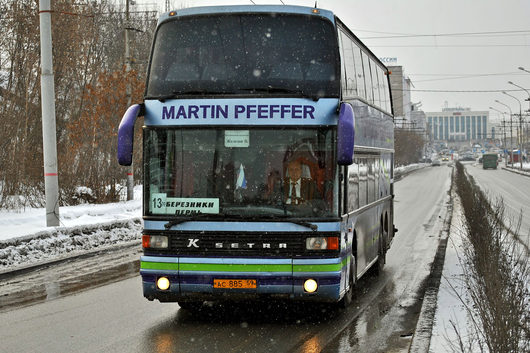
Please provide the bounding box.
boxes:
[117,104,144,166]
[337,102,355,165]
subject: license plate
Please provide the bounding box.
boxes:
[213,279,257,289]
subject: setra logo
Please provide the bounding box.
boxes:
[187,239,199,248]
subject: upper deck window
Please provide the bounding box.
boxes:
[146,13,339,99]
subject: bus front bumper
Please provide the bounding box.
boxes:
[140,256,346,303]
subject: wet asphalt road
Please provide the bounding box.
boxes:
[0,165,452,353]
[463,162,530,249]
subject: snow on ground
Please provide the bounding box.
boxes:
[394,163,430,177]
[429,197,469,352]
[0,186,142,242]
[0,186,142,269]
[504,161,530,173]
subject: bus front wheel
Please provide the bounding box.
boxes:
[339,254,356,308]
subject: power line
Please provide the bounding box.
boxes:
[360,29,530,40]
[370,44,530,48]
[393,88,529,93]
[409,72,522,77]
[410,72,529,83]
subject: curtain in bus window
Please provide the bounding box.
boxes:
[361,52,374,104]
[358,159,367,207]
[348,161,359,211]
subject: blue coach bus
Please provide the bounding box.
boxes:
[118,5,395,309]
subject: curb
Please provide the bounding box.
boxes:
[0,240,140,281]
[501,166,530,178]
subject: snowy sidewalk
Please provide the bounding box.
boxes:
[428,195,467,352]
[0,187,142,270]
[0,192,142,243]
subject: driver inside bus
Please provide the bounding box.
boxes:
[284,159,320,205]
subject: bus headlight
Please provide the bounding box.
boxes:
[157,277,170,290]
[306,237,339,250]
[142,235,169,249]
[304,279,318,293]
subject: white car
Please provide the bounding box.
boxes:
[431,159,441,166]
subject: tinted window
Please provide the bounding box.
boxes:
[147,14,339,99]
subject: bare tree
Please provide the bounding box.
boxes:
[0,0,156,208]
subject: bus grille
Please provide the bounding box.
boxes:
[168,233,305,255]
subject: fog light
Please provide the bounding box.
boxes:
[157,277,170,290]
[304,279,318,293]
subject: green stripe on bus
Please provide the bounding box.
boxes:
[179,263,291,272]
[293,263,343,272]
[141,261,179,270]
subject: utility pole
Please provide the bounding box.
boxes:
[125,0,134,201]
[39,0,60,226]
[502,120,507,162]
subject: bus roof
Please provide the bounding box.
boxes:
[158,5,336,26]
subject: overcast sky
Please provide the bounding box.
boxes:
[133,0,530,120]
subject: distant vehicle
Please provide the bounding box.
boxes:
[482,153,498,169]
[432,159,441,166]
[441,156,449,162]
[459,154,475,162]
[419,157,432,164]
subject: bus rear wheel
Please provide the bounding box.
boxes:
[374,237,386,276]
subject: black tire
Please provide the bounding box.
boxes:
[339,254,356,308]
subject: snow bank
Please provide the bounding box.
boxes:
[0,186,142,269]
[0,218,142,269]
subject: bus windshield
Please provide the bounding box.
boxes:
[146,13,339,99]
[145,128,337,219]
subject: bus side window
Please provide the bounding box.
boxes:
[353,45,365,100]
[362,52,374,104]
[339,31,356,97]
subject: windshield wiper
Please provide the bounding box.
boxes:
[164,213,226,229]
[165,213,317,231]
[239,87,320,101]
[257,215,318,231]
[164,213,258,229]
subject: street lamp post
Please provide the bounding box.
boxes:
[508,81,530,112]
[495,100,514,167]
[503,91,523,169]
[508,81,528,165]
[489,106,508,159]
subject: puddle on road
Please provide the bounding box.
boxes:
[2,258,139,310]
